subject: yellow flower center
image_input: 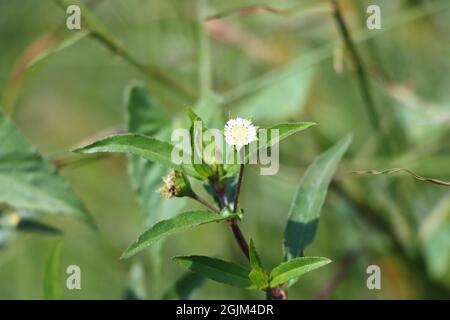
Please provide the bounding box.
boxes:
[231,126,249,143]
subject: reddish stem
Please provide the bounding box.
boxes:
[228,219,249,259]
[216,179,288,300]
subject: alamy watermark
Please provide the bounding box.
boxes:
[366,265,381,290]
[66,265,81,290]
[65,4,382,31]
[366,5,381,30]
[66,5,81,30]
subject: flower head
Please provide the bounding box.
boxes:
[224,117,258,151]
[159,170,194,199]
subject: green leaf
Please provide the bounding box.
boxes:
[74,134,173,165]
[283,134,352,260]
[249,239,269,289]
[73,133,199,178]
[236,67,316,122]
[225,122,315,175]
[270,257,331,288]
[126,84,170,138]
[188,109,216,179]
[162,272,205,300]
[121,211,236,259]
[0,109,95,227]
[43,240,63,300]
[173,255,252,289]
[125,84,185,226]
[125,84,186,282]
[261,122,316,150]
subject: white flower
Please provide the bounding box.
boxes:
[224,117,258,150]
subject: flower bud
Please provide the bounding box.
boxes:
[159,170,194,199]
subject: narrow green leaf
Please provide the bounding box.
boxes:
[121,211,236,259]
[249,239,269,289]
[270,257,331,288]
[126,84,170,138]
[125,84,186,282]
[187,108,201,123]
[261,122,316,150]
[162,272,205,300]
[283,134,352,260]
[173,255,252,289]
[188,110,215,179]
[73,134,173,165]
[43,240,63,300]
[0,109,95,227]
[125,84,185,226]
[225,122,315,175]
[73,133,199,178]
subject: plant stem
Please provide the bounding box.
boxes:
[192,193,220,214]
[215,175,288,300]
[215,181,249,259]
[233,163,245,213]
[266,287,288,300]
[54,0,195,101]
[91,35,193,100]
[330,0,380,132]
[228,219,249,259]
[192,185,260,293]
[217,185,228,208]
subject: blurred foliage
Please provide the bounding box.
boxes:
[0,0,449,299]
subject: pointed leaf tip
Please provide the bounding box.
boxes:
[283,134,351,260]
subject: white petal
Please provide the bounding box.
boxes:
[224,117,258,148]
[226,119,237,127]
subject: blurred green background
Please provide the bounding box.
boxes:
[0,0,449,299]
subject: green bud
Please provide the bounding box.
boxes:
[220,207,234,219]
[220,207,243,221]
